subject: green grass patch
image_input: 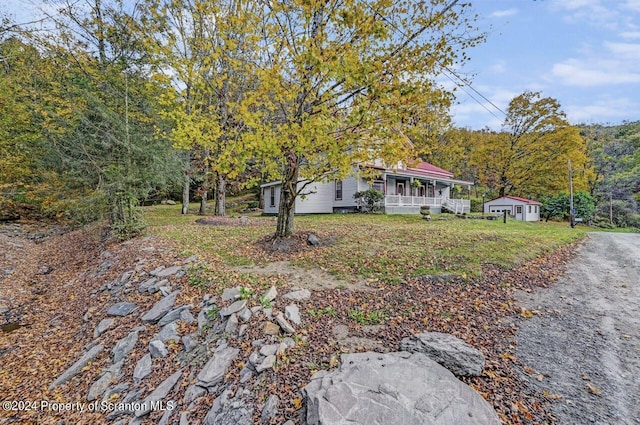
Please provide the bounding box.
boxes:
[143,205,587,286]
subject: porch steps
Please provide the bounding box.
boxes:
[442,199,466,215]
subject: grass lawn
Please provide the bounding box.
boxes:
[144,204,587,285]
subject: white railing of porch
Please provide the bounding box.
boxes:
[384,195,443,207]
[384,195,470,213]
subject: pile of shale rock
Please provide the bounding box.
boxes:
[50,257,500,425]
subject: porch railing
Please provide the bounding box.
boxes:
[384,195,442,207]
[442,198,468,214]
[384,195,470,213]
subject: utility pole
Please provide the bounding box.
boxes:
[568,159,575,228]
[610,192,613,225]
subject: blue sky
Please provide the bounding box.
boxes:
[3,0,639,131]
[450,0,640,130]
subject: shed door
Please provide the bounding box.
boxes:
[515,205,523,220]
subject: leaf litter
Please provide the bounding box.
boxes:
[0,220,580,424]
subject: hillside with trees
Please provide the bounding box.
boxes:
[1,2,638,233]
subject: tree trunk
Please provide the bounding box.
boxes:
[181,151,190,215]
[214,173,226,216]
[199,188,208,215]
[275,160,299,238]
[199,154,210,215]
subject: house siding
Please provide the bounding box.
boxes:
[333,177,360,209]
[294,181,333,214]
[262,185,280,215]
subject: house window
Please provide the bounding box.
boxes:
[397,183,405,196]
[335,180,343,200]
[269,187,275,207]
[373,180,385,194]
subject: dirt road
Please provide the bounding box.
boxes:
[516,232,640,425]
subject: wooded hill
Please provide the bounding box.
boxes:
[1,1,638,234]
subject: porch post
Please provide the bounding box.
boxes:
[409,177,414,205]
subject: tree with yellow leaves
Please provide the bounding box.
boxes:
[471,91,592,199]
[252,0,483,237]
[143,0,262,216]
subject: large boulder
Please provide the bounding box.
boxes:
[303,351,500,425]
[400,332,485,377]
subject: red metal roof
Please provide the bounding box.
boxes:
[364,161,455,179]
[406,162,454,178]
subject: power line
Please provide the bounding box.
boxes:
[368,2,508,122]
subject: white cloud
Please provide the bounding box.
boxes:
[490,9,517,18]
[549,40,640,87]
[604,41,640,60]
[551,61,640,86]
[550,0,623,31]
[565,96,639,124]
[620,31,640,39]
[623,0,640,12]
[488,60,507,74]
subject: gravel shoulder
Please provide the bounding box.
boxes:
[515,232,640,425]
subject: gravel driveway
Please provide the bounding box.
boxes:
[516,232,640,425]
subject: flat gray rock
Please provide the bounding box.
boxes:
[155,322,179,343]
[283,288,311,301]
[220,299,247,317]
[88,360,123,401]
[149,340,168,358]
[204,389,253,425]
[196,346,240,388]
[158,304,193,327]
[141,291,180,323]
[262,286,277,303]
[182,334,197,353]
[275,312,295,334]
[400,332,485,377]
[152,265,182,277]
[107,302,137,317]
[135,369,182,417]
[138,277,157,293]
[261,394,279,424]
[133,353,153,383]
[256,355,276,373]
[225,313,239,334]
[285,304,301,325]
[50,344,104,390]
[222,287,241,301]
[304,351,500,425]
[94,318,115,337]
[112,328,142,363]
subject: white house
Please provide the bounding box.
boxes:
[261,162,473,215]
[483,196,542,221]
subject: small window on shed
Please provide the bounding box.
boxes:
[269,187,275,207]
[528,205,532,213]
[335,180,343,200]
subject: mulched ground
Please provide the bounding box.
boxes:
[0,221,576,424]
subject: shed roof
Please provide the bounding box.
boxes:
[487,195,542,205]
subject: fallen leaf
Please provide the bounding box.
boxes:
[586,383,602,396]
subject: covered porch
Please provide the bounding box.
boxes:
[379,173,472,214]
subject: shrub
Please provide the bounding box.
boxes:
[354,189,384,213]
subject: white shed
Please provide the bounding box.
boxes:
[484,196,542,222]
